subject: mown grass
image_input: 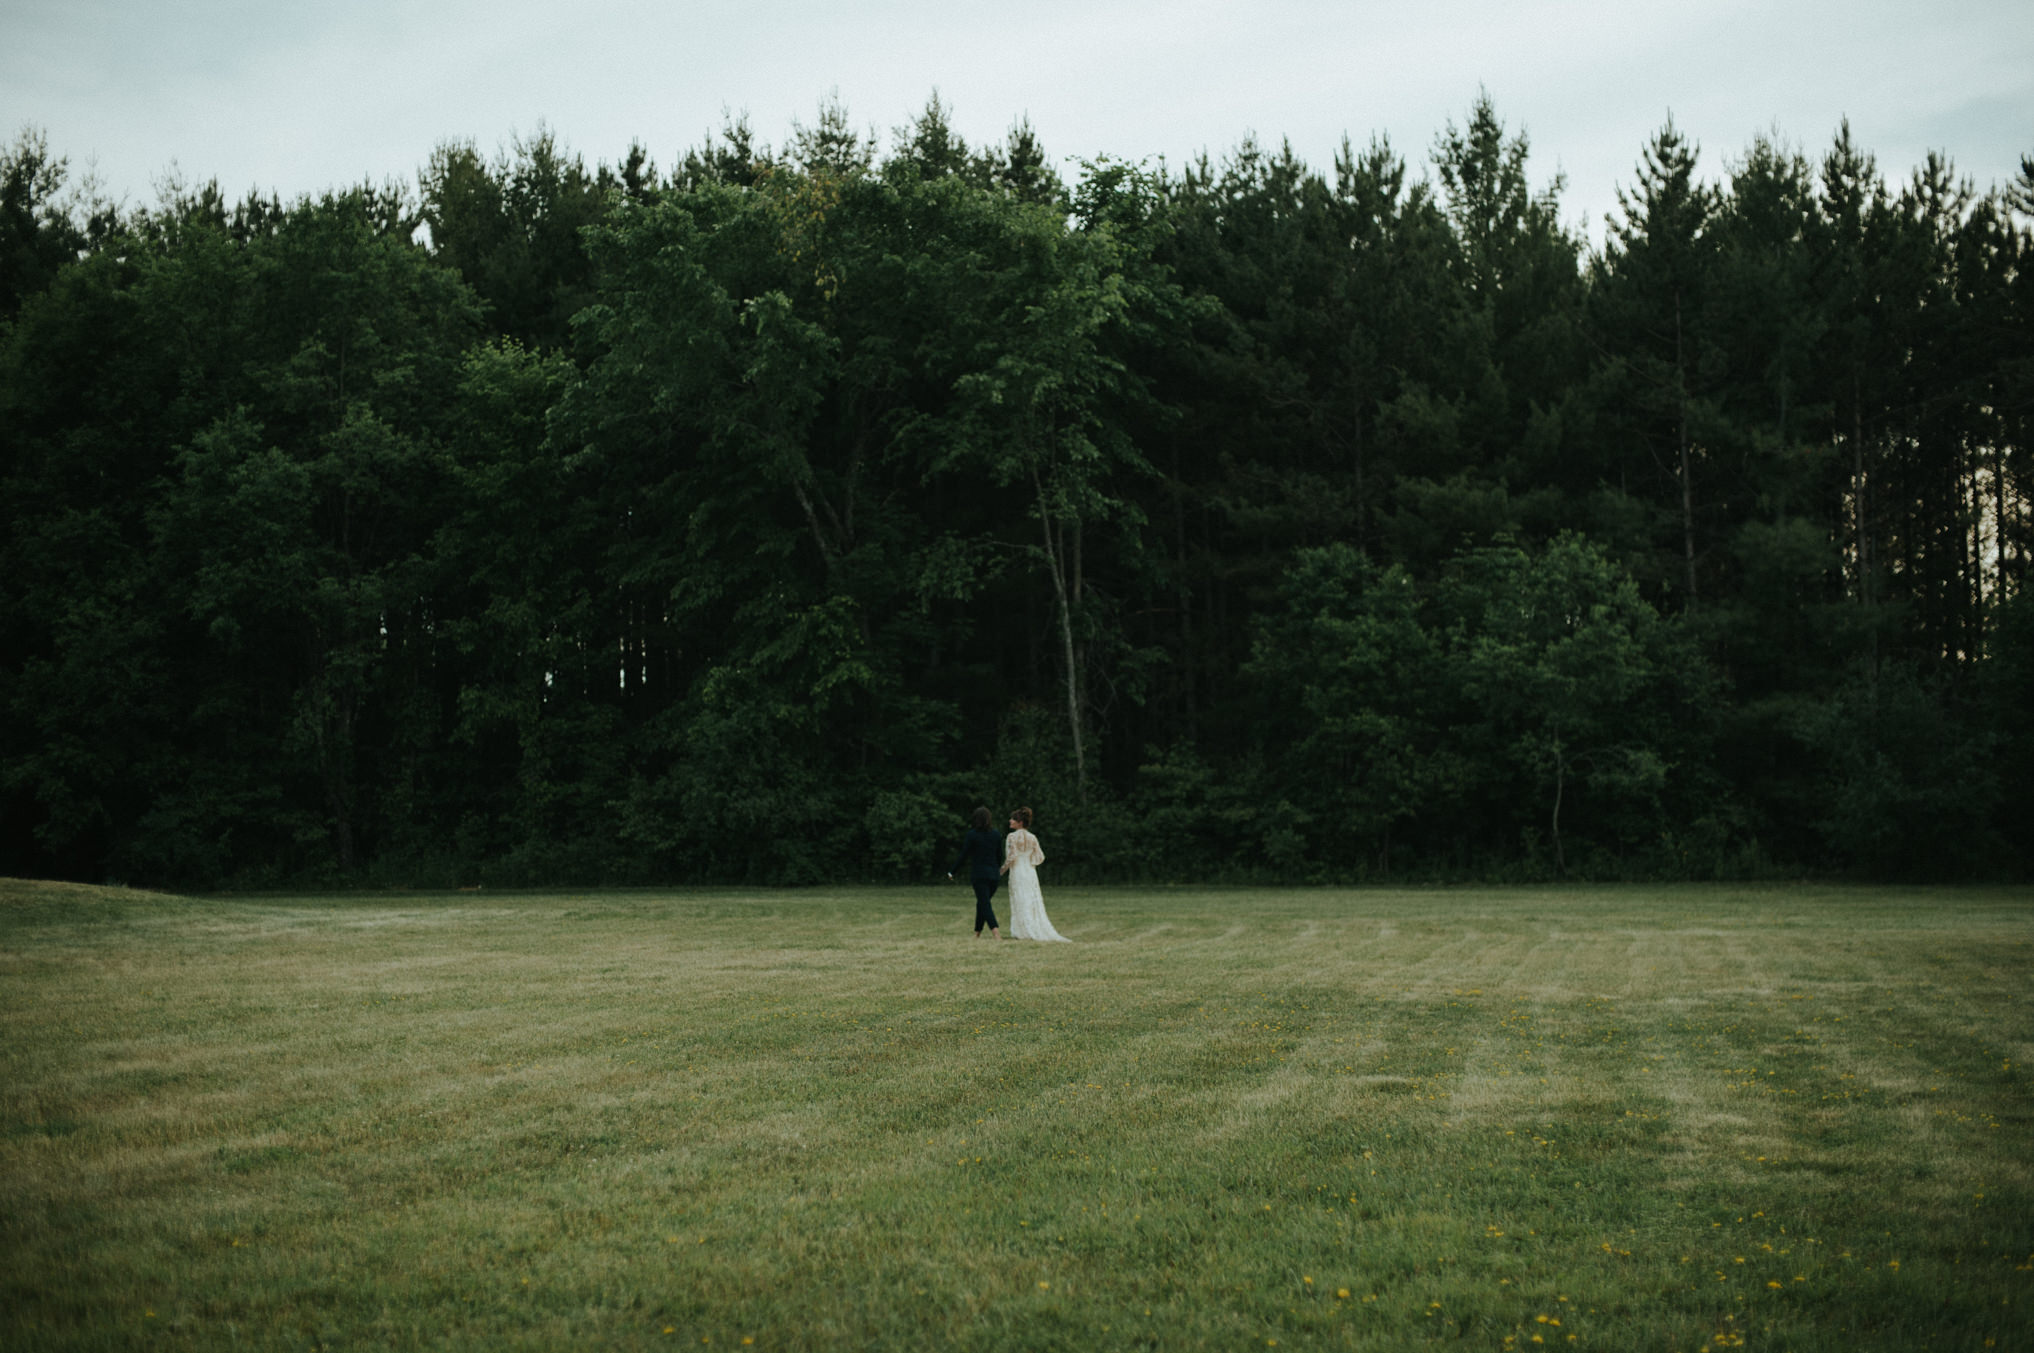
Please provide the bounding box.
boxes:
[2,878,2030,1351]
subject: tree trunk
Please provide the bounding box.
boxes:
[1549,744,1567,877]
[1853,373,1877,685]
[1170,437,1197,744]
[330,785,356,873]
[324,688,357,873]
[1996,437,2011,609]
[1675,293,1698,610]
[1032,464,1086,790]
[1351,367,1367,550]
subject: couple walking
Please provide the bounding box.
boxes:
[948,807,1069,942]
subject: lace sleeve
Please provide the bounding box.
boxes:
[1021,831,1044,866]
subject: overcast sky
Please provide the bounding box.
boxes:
[4,0,2030,240]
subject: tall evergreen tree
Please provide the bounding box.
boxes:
[1590,118,1718,609]
[2,108,2025,886]
[0,128,91,322]
[420,128,614,351]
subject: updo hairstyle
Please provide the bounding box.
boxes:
[1010,807,1034,829]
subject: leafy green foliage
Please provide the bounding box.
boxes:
[0,127,95,321]
[2,102,2028,885]
[1246,535,1714,877]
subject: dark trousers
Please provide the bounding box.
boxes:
[971,876,1001,932]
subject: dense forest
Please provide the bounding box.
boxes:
[4,96,2030,888]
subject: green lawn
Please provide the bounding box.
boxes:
[2,879,2030,1351]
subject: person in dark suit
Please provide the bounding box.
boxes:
[947,806,1006,939]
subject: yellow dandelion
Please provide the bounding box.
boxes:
[1336,1288,1350,1299]
[1038,1281,1050,1290]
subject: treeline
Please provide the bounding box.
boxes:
[3,97,2030,888]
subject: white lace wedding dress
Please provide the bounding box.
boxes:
[1004,828,1069,942]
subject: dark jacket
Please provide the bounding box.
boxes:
[950,828,1004,881]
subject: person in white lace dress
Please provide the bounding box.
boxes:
[1000,807,1069,942]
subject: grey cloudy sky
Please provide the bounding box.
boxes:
[4,0,2030,239]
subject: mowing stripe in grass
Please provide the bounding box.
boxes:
[3,880,2029,1350]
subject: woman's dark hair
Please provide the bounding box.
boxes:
[1010,806,1033,829]
[971,806,992,831]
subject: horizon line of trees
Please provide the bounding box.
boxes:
[3,94,2030,889]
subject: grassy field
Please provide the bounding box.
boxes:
[2,878,2030,1351]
